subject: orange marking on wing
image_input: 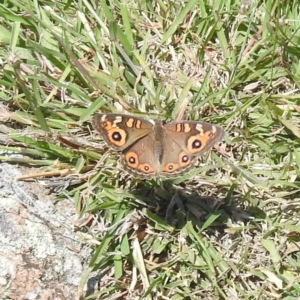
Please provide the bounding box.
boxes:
[179,152,191,167]
[136,120,142,129]
[102,120,113,130]
[176,124,182,132]
[126,118,134,128]
[162,163,180,173]
[124,153,155,174]
[183,123,191,132]
[138,163,155,173]
[124,152,139,168]
[186,132,212,153]
[107,128,127,147]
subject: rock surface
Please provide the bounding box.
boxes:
[0,163,92,299]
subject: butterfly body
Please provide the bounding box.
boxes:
[92,113,224,179]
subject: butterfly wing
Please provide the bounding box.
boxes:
[92,113,154,151]
[159,135,198,178]
[164,121,225,155]
[121,135,159,179]
[159,121,224,178]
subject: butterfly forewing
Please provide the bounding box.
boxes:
[92,114,154,151]
[164,121,225,155]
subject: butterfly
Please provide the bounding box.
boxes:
[92,113,225,179]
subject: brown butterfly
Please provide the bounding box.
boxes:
[92,113,225,179]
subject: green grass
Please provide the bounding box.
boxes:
[1,0,300,299]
